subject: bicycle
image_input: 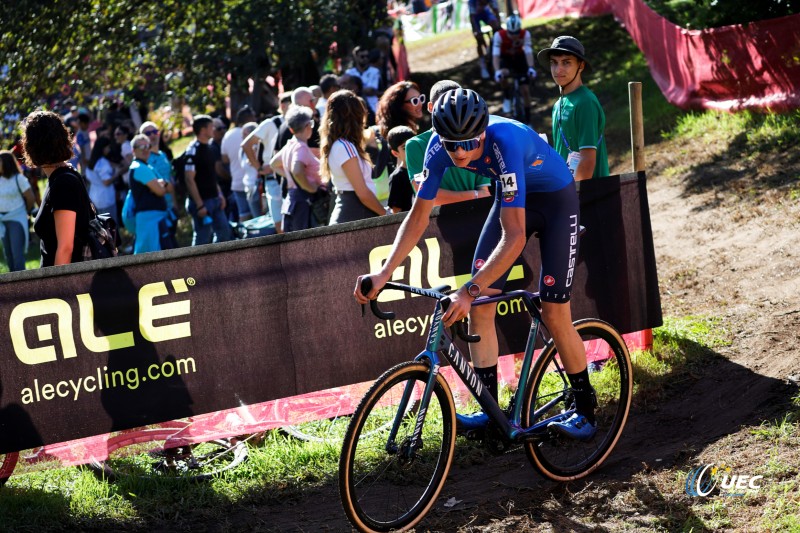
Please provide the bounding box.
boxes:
[497,69,533,124]
[339,279,633,532]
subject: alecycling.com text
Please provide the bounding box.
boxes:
[19,357,197,405]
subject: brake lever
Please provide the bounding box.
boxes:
[360,277,395,320]
[439,297,481,343]
[360,277,372,317]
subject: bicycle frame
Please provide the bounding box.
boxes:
[380,285,574,457]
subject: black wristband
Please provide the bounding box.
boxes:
[197,204,205,210]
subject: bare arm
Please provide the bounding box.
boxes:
[269,148,285,177]
[354,197,435,302]
[291,161,318,193]
[433,186,491,205]
[341,157,384,216]
[22,188,36,211]
[53,210,76,265]
[491,33,502,72]
[144,178,173,197]
[184,169,204,209]
[241,132,263,170]
[215,159,230,182]
[442,206,527,326]
[574,148,597,181]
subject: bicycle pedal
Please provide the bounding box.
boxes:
[462,428,486,441]
[484,436,511,455]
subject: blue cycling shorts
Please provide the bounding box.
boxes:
[471,8,498,34]
[472,181,580,302]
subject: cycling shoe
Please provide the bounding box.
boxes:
[455,411,489,435]
[547,412,597,441]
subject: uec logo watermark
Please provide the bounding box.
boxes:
[685,462,763,497]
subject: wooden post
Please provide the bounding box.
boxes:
[628,81,652,350]
[629,82,645,172]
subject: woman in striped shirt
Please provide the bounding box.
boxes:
[320,90,387,225]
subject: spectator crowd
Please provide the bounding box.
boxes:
[1,11,608,272]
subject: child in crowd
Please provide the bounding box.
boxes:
[386,126,416,213]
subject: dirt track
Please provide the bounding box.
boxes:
[203,24,800,533]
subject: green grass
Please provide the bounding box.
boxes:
[0,237,41,273]
[0,313,776,530]
[1,13,798,531]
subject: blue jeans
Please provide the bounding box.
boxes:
[2,220,26,271]
[246,180,264,218]
[187,196,233,246]
[264,177,282,226]
[232,190,251,218]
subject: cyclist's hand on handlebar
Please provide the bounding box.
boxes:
[354,273,387,304]
[442,287,473,327]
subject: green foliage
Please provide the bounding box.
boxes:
[663,109,800,154]
[643,0,800,29]
[0,0,387,118]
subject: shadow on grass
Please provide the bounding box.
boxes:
[422,332,797,531]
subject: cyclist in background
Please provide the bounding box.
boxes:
[492,11,537,123]
[469,0,502,80]
[355,89,597,441]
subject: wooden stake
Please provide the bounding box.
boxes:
[629,82,645,171]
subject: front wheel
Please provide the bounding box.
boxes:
[339,361,456,532]
[522,319,633,481]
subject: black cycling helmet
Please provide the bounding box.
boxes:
[431,88,489,141]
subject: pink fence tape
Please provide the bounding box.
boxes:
[10,329,651,469]
[518,0,800,111]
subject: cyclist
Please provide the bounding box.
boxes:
[469,0,502,80]
[355,89,597,441]
[492,12,537,122]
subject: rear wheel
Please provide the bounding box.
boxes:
[522,319,632,481]
[339,361,456,532]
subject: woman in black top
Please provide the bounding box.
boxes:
[22,110,90,267]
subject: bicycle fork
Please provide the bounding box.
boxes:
[384,301,450,459]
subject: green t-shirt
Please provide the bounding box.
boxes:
[551,85,609,178]
[405,129,492,193]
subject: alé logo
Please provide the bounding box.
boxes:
[685,462,763,497]
[9,278,193,365]
[368,237,523,303]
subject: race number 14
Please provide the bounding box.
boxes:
[500,173,518,193]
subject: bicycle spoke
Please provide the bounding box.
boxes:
[523,320,632,481]
[340,362,455,532]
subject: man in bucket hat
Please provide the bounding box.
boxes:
[538,36,609,180]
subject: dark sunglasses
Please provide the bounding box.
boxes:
[214,126,226,131]
[441,136,481,152]
[405,94,426,106]
[143,129,159,136]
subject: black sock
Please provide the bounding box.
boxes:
[475,365,498,403]
[567,368,596,424]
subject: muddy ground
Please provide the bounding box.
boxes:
[193,20,799,533]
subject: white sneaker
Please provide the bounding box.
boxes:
[502,99,511,113]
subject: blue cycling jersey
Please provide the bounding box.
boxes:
[417,116,573,208]
[468,0,498,15]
